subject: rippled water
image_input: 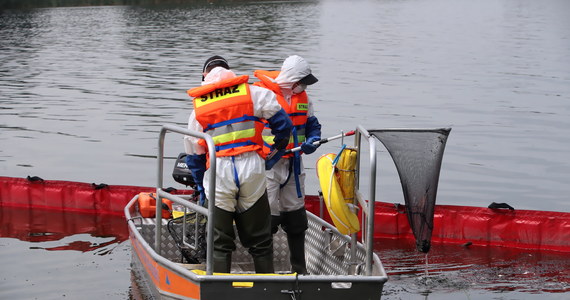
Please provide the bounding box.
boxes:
[376,239,570,299]
[1,0,569,299]
[1,0,569,212]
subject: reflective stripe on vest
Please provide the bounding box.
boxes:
[210,118,257,146]
[262,125,306,146]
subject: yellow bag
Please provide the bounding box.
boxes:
[335,148,357,203]
[317,151,360,235]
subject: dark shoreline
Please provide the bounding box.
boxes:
[1,0,255,10]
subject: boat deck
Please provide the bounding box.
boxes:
[134,210,380,276]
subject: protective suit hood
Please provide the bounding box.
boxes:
[275,55,315,86]
[203,67,236,85]
[275,55,316,100]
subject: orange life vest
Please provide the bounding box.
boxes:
[253,70,309,158]
[187,75,265,159]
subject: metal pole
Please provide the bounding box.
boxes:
[354,129,363,243]
[366,137,377,275]
[154,124,216,275]
[204,130,216,276]
[155,127,167,255]
[355,125,376,276]
[349,130,360,269]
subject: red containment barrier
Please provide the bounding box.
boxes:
[2,176,569,252]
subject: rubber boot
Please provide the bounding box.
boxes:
[234,192,274,273]
[281,207,309,274]
[212,206,236,273]
[287,232,307,274]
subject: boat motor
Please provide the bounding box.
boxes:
[172,153,196,188]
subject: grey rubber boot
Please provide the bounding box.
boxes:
[235,192,274,273]
[281,207,309,274]
[212,206,236,273]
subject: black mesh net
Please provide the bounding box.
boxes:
[370,128,451,253]
[167,212,207,264]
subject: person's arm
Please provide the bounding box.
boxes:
[185,153,207,205]
[300,98,322,154]
[300,115,322,154]
[250,85,292,147]
[183,111,207,205]
[250,85,292,169]
[264,108,292,170]
[183,111,207,155]
[267,108,292,150]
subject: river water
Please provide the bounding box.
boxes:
[1,0,569,299]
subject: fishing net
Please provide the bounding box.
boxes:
[167,209,207,264]
[370,128,451,253]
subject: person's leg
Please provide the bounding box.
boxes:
[212,206,236,273]
[207,158,240,273]
[234,192,274,273]
[281,207,309,274]
[278,163,308,274]
[266,159,289,233]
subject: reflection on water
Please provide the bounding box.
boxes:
[0,206,128,251]
[29,233,122,254]
[0,206,131,299]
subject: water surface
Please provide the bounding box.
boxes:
[1,0,569,299]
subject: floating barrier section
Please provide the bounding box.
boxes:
[371,201,570,252]
[2,176,569,252]
[0,176,155,215]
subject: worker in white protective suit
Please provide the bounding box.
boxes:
[184,56,292,273]
[253,55,322,274]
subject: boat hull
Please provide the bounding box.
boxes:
[126,194,387,300]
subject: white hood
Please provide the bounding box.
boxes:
[202,66,236,85]
[275,55,313,100]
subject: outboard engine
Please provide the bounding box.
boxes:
[172,153,196,188]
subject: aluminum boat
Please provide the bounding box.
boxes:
[124,124,392,300]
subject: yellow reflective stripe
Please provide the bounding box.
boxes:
[213,128,256,145]
[263,134,306,145]
[211,122,255,136]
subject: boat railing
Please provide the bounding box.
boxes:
[155,124,217,275]
[128,124,390,279]
[353,125,378,276]
[123,123,390,299]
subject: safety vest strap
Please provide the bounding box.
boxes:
[289,112,307,118]
[216,141,258,152]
